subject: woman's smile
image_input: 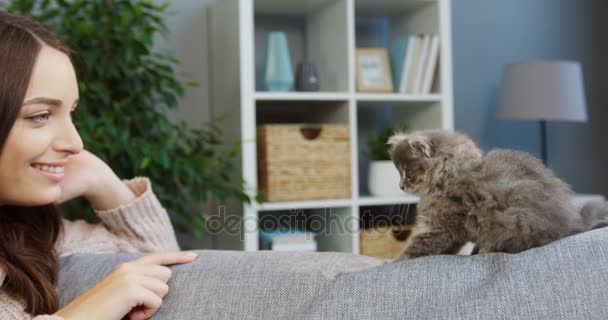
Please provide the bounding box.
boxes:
[31,162,66,182]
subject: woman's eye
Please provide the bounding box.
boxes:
[27,112,50,123]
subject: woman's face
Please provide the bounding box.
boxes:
[0,45,83,206]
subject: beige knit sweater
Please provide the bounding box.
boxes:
[0,177,180,320]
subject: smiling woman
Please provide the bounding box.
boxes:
[0,12,195,320]
[0,44,82,206]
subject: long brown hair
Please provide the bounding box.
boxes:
[0,12,71,316]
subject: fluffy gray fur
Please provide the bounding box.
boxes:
[388,129,606,261]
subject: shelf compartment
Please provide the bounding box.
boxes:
[356,101,443,129]
[355,1,439,38]
[355,1,441,94]
[254,0,350,92]
[308,207,355,252]
[356,0,437,16]
[255,0,341,15]
[256,123,352,202]
[258,207,354,253]
[356,101,443,196]
[256,100,350,125]
[358,204,418,260]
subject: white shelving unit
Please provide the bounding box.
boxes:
[209,0,454,252]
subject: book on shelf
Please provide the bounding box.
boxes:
[398,34,416,93]
[412,34,431,94]
[421,34,440,94]
[259,229,317,252]
[396,33,440,95]
[389,36,409,92]
[404,35,423,94]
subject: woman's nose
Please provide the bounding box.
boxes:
[53,119,83,155]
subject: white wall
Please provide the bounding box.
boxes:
[154,0,218,248]
[155,0,216,127]
[452,0,608,195]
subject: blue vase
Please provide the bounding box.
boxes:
[264,32,294,92]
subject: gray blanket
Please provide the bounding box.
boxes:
[57,227,608,319]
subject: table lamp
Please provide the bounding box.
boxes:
[496,61,588,165]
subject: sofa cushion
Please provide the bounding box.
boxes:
[57,227,608,319]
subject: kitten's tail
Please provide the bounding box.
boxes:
[579,200,608,231]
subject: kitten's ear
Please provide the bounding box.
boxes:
[387,132,408,157]
[409,137,433,158]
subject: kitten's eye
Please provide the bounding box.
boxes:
[406,170,413,176]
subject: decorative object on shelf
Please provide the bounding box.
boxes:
[360,225,415,260]
[366,125,409,197]
[369,161,403,197]
[259,229,317,252]
[263,31,294,92]
[257,124,351,202]
[398,34,440,94]
[497,61,588,166]
[295,62,320,91]
[355,48,394,92]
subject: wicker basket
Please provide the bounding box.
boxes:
[257,124,351,202]
[359,225,415,260]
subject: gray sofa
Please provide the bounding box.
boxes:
[57,227,608,319]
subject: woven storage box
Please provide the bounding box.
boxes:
[360,225,415,260]
[257,124,351,202]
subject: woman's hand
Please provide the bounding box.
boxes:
[54,251,198,320]
[55,149,136,210]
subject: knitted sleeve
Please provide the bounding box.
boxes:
[0,290,64,320]
[56,177,180,257]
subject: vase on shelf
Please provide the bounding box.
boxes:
[264,31,294,92]
[368,160,404,197]
[295,62,320,91]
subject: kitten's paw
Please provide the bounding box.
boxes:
[478,248,491,254]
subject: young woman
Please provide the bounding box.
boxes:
[0,12,197,320]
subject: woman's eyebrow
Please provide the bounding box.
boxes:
[22,97,78,110]
[22,97,63,107]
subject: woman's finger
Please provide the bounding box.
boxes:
[128,288,163,320]
[139,264,173,283]
[134,251,198,266]
[139,276,170,299]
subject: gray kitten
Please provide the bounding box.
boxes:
[388,129,606,261]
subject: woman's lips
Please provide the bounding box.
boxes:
[31,164,64,182]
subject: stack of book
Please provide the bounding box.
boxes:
[259,229,317,252]
[390,34,440,95]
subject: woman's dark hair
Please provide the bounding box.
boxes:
[0,11,71,316]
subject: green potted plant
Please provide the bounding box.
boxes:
[6,0,251,238]
[366,124,409,197]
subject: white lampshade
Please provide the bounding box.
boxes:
[497,61,588,122]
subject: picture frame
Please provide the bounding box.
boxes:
[355,48,394,93]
